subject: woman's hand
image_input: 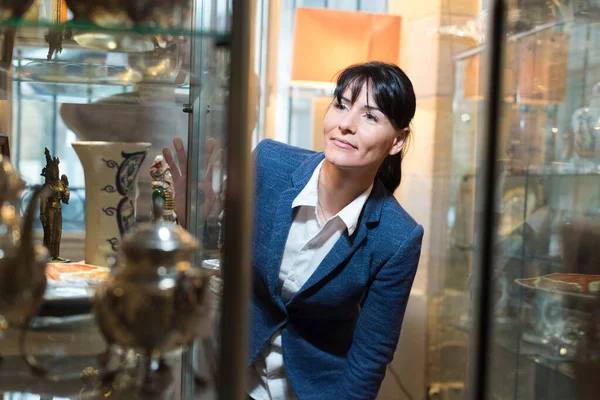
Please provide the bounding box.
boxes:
[162,137,223,227]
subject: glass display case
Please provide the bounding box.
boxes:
[429,1,600,399]
[0,0,255,399]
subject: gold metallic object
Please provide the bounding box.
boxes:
[40,148,70,262]
[45,0,70,60]
[0,0,32,69]
[0,0,36,21]
[72,32,155,53]
[80,365,100,387]
[0,156,48,327]
[64,0,191,28]
[0,156,49,373]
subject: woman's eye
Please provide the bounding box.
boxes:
[365,113,378,122]
[334,102,347,110]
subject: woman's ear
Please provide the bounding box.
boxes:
[389,128,409,156]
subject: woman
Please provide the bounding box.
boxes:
[164,62,423,400]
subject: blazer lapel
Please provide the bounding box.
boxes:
[264,151,325,300]
[290,180,386,301]
[265,186,300,298]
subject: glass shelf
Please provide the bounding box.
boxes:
[12,79,191,104]
[7,32,194,101]
[1,18,229,42]
[1,17,227,91]
[515,169,600,177]
[449,321,576,380]
[13,80,136,102]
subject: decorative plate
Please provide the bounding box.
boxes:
[46,262,110,287]
[515,273,600,299]
[15,61,142,85]
[41,263,110,318]
[72,32,156,53]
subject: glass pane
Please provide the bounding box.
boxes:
[327,0,357,11]
[432,2,600,399]
[483,3,600,398]
[0,0,251,399]
[427,54,481,396]
[297,0,327,8]
[359,0,387,13]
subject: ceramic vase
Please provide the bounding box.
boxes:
[72,141,151,267]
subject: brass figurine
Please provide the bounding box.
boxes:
[40,148,70,262]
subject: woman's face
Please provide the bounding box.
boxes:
[322,82,404,175]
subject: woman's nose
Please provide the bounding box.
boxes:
[339,111,358,134]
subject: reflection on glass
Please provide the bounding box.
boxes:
[429,2,600,399]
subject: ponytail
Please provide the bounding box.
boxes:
[377,152,402,193]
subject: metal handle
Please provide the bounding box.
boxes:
[217,0,254,399]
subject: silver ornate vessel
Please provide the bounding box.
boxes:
[0,156,49,373]
[94,205,211,372]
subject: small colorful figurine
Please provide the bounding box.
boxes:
[150,155,178,224]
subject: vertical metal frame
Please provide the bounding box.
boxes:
[182,0,209,396]
[217,0,254,398]
[466,0,507,399]
[254,0,269,146]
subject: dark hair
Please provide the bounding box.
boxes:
[332,61,416,193]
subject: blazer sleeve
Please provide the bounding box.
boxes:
[332,223,424,399]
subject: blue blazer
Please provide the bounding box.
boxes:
[250,139,424,399]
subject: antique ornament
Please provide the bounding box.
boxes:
[64,0,191,28]
[94,203,210,387]
[0,0,35,21]
[72,141,150,267]
[150,155,178,224]
[45,0,71,60]
[40,147,70,262]
[0,156,49,373]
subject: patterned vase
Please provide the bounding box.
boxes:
[72,141,151,267]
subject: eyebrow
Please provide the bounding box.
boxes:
[340,96,381,112]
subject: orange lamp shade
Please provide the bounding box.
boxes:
[291,8,401,84]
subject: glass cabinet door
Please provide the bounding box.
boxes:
[430,1,600,399]
[0,1,256,399]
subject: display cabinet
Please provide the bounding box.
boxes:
[0,1,255,399]
[429,1,600,399]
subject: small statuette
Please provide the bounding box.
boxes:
[40,148,70,262]
[150,154,178,224]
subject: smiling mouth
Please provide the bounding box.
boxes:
[332,138,358,149]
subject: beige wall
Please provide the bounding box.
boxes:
[0,65,11,145]
[263,0,281,140]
